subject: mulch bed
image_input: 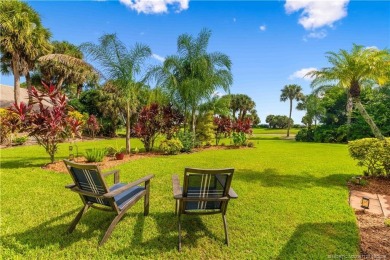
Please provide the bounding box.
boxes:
[348,177,390,258]
[43,153,160,174]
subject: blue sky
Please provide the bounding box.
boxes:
[1,0,389,123]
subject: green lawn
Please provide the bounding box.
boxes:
[0,138,360,259]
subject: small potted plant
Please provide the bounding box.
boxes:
[115,147,126,160]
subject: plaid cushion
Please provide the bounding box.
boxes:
[71,167,109,206]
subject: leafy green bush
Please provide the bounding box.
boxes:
[13,136,28,145]
[232,132,247,146]
[159,139,183,155]
[177,131,195,152]
[295,128,315,142]
[85,148,106,162]
[313,125,348,143]
[348,138,390,177]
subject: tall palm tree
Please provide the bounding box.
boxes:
[280,84,304,137]
[149,29,232,136]
[81,34,151,153]
[308,44,390,140]
[0,0,52,105]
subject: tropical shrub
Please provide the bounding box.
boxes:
[86,115,100,138]
[13,136,28,145]
[159,139,183,155]
[177,131,195,152]
[0,108,21,145]
[85,148,106,162]
[10,83,82,163]
[348,138,390,177]
[295,128,315,142]
[196,111,215,143]
[134,103,183,152]
[232,132,247,146]
[160,105,184,140]
[313,125,349,143]
[214,116,232,145]
[231,118,252,146]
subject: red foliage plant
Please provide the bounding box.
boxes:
[214,116,232,145]
[86,115,100,138]
[232,118,252,134]
[134,103,183,152]
[9,82,82,163]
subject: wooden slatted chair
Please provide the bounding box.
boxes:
[172,167,238,251]
[63,159,154,246]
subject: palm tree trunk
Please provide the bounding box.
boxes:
[26,72,32,105]
[183,102,187,132]
[191,108,196,141]
[57,77,65,90]
[126,101,132,154]
[287,99,292,137]
[346,94,353,125]
[12,57,21,105]
[354,100,384,140]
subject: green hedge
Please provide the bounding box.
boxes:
[348,138,390,177]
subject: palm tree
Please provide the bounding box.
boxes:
[38,53,98,91]
[149,29,232,137]
[81,34,151,153]
[296,93,324,128]
[0,0,52,105]
[280,84,304,137]
[308,44,390,140]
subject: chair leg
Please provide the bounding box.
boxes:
[144,180,150,216]
[222,214,229,246]
[68,204,89,233]
[99,210,126,247]
[175,200,178,215]
[178,213,182,251]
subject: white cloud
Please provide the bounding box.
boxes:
[119,0,189,14]
[285,0,349,30]
[289,67,317,81]
[152,53,165,62]
[259,25,267,31]
[305,30,327,39]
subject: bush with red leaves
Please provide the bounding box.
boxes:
[9,82,82,163]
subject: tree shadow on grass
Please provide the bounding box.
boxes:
[1,207,138,252]
[277,221,358,258]
[1,208,80,254]
[114,211,224,256]
[0,157,51,169]
[2,206,223,256]
[236,168,352,190]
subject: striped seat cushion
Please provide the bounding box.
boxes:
[110,183,145,210]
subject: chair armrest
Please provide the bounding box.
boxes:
[68,186,106,199]
[228,188,238,199]
[172,175,182,199]
[103,174,154,198]
[65,184,76,189]
[103,169,120,183]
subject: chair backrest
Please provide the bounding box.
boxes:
[182,168,234,212]
[64,160,111,207]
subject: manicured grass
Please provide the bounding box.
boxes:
[0,138,360,259]
[252,127,300,135]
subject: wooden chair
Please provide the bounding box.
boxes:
[172,167,238,251]
[63,159,154,246]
